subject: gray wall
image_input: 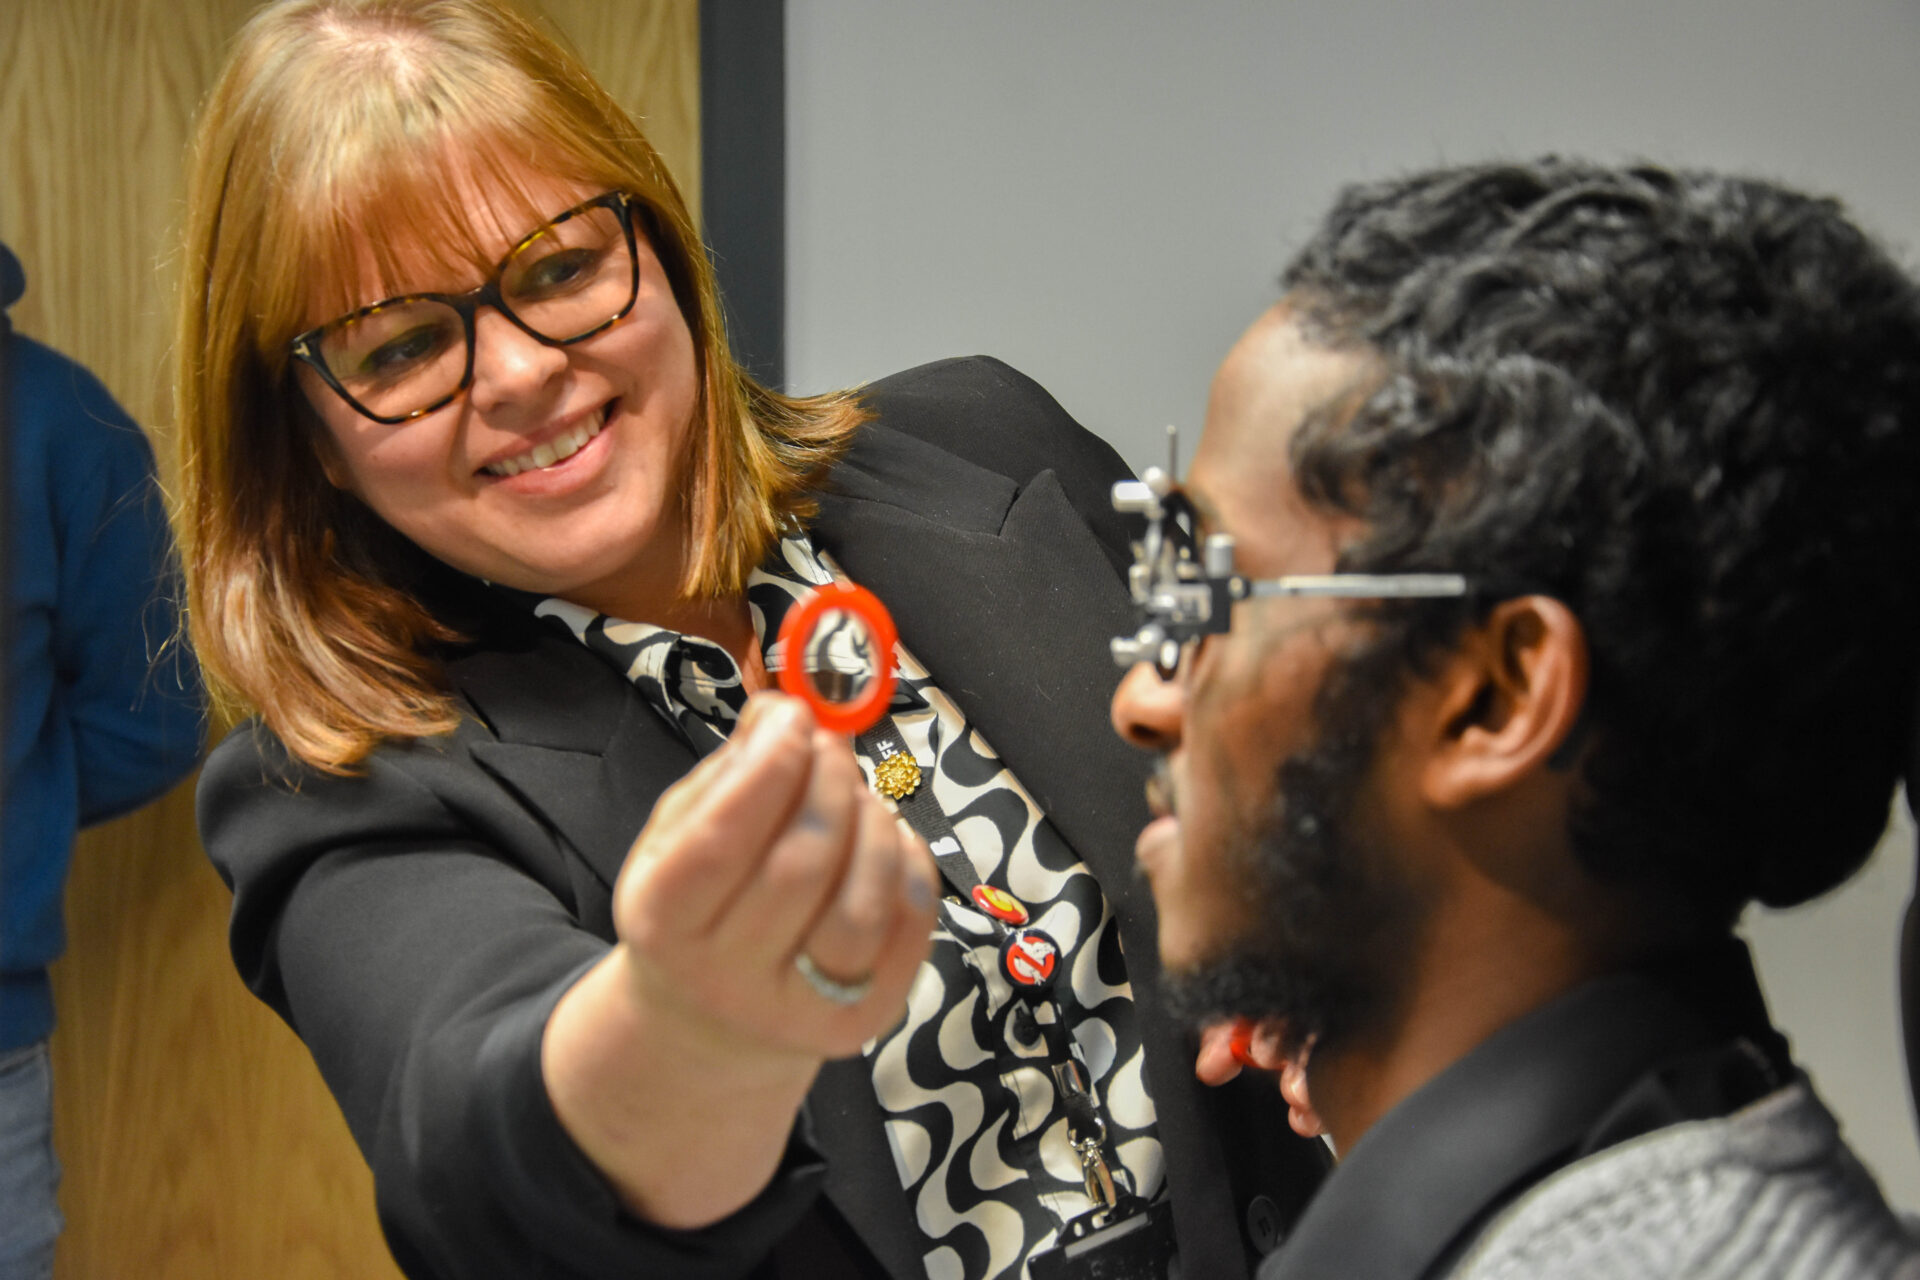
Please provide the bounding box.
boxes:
[785,0,1920,1209]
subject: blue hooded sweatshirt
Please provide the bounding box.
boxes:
[2,240,205,1052]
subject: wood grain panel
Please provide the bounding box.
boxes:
[540,0,703,224]
[0,2,698,1275]
[47,785,403,1280]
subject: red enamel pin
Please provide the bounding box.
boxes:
[999,927,1060,995]
[971,884,1030,926]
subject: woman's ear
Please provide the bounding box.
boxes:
[295,390,356,492]
[1420,596,1588,809]
[315,439,352,491]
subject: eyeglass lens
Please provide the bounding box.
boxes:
[313,200,633,421]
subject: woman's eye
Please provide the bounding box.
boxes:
[362,324,450,376]
[513,246,601,296]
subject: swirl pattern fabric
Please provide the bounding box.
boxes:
[530,534,1165,1280]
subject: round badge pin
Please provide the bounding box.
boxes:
[970,884,1030,926]
[999,927,1061,997]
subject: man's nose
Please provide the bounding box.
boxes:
[1111,661,1184,752]
[467,307,568,414]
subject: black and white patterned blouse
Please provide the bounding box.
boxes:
[530,534,1165,1280]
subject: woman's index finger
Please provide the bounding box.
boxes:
[619,696,820,931]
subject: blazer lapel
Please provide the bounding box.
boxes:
[456,634,699,890]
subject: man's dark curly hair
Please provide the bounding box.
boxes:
[1280,158,1920,922]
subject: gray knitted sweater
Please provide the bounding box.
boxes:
[1450,1081,1920,1279]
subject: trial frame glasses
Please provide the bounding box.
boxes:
[1109,466,1470,680]
[289,190,641,425]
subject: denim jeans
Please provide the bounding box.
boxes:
[0,1042,60,1280]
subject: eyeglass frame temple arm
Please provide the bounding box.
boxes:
[1242,573,1469,599]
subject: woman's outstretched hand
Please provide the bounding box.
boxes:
[614,692,938,1055]
[543,693,938,1227]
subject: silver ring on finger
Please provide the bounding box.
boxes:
[794,952,873,1006]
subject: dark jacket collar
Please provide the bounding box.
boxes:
[1261,940,1786,1280]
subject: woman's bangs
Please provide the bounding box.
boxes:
[268,113,612,358]
[319,154,514,313]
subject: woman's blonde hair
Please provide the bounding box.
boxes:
[172,0,864,773]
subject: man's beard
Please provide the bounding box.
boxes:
[1159,638,1432,1059]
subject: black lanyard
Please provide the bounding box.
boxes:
[854,717,1123,1211]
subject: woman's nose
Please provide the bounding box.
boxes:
[466,307,569,414]
[1111,661,1185,753]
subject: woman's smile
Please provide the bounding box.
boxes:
[478,399,610,479]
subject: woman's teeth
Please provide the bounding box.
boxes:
[484,406,606,477]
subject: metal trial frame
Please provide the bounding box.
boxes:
[1109,429,1468,678]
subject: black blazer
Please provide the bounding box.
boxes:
[200,358,1325,1280]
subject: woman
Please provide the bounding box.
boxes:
[172,2,1322,1277]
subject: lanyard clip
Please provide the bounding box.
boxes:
[1056,1064,1120,1211]
[1076,1134,1118,1210]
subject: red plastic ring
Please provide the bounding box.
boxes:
[1228,1021,1258,1069]
[774,582,899,735]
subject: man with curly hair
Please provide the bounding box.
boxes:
[1111,159,1920,1278]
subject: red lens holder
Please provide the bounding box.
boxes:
[774,582,898,735]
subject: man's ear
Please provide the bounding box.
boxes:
[1419,596,1588,809]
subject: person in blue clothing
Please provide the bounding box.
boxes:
[0,240,204,1280]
